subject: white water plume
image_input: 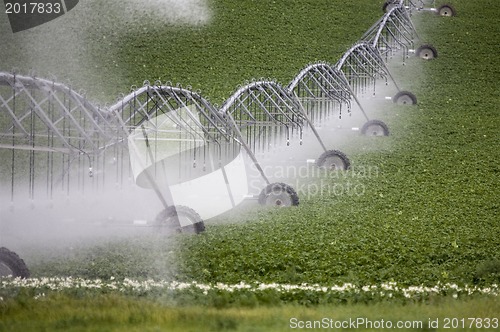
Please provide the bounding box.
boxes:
[0,0,212,102]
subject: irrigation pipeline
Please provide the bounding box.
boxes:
[1,1,426,218]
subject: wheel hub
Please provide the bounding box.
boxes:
[397,95,413,105]
[259,182,299,207]
[367,125,384,136]
[266,192,291,207]
[325,156,345,170]
[439,6,453,16]
[419,48,434,60]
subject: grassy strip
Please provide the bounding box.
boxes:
[1,293,498,331]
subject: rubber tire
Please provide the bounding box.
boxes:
[155,205,205,234]
[393,91,417,105]
[415,44,438,60]
[361,120,390,136]
[437,4,456,17]
[258,183,299,207]
[0,247,30,278]
[316,150,351,170]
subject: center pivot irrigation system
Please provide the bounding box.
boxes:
[0,1,454,277]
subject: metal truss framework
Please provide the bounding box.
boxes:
[335,42,402,98]
[0,75,308,205]
[0,72,118,203]
[287,62,353,124]
[220,80,306,184]
[221,80,304,152]
[109,83,239,175]
[0,74,244,207]
[362,5,418,61]
[106,83,244,208]
[287,62,363,152]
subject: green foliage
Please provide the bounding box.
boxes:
[114,0,381,104]
[475,260,500,284]
[28,236,181,281]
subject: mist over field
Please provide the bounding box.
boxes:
[0,0,211,103]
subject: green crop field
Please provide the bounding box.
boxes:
[1,0,499,331]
